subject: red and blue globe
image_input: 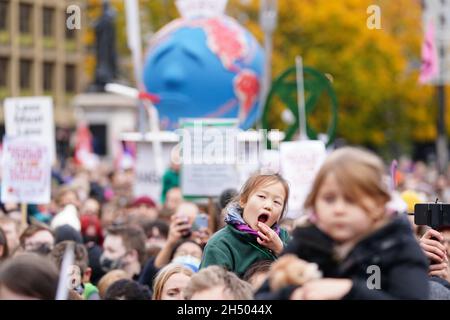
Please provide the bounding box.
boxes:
[143,15,265,130]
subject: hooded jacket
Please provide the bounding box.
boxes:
[200,224,290,278]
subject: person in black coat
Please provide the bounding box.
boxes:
[256,147,429,300]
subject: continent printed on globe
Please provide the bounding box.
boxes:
[143,15,265,130]
[199,18,248,72]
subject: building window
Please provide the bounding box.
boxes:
[20,59,32,89]
[43,62,54,92]
[0,57,8,87]
[19,3,32,34]
[42,7,54,37]
[65,64,76,92]
[0,1,8,31]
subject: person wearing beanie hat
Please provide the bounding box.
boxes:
[131,196,156,208]
[54,225,83,244]
[127,196,159,223]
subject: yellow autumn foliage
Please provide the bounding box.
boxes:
[83,0,438,153]
[229,0,436,152]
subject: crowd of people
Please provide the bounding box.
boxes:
[0,146,449,300]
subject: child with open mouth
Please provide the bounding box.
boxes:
[200,174,291,278]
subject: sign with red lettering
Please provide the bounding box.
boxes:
[1,137,51,204]
[4,97,56,162]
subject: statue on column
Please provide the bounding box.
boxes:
[89,0,118,91]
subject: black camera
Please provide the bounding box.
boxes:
[414,202,450,229]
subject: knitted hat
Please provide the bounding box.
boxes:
[130,196,156,208]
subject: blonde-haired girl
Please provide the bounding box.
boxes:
[259,147,429,300]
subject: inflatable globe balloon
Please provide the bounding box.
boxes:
[143,16,265,130]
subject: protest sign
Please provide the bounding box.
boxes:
[1,137,51,204]
[133,139,176,205]
[280,140,326,219]
[180,118,239,197]
[4,96,56,162]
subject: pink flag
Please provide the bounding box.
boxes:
[419,20,439,84]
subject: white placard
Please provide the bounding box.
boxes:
[180,118,239,197]
[133,141,174,205]
[1,137,51,204]
[4,97,56,162]
[280,140,327,219]
[182,164,240,197]
[260,149,281,175]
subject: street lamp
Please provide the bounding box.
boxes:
[259,0,278,126]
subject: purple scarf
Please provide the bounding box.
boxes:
[224,202,280,237]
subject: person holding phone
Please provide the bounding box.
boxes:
[138,202,204,288]
[191,214,211,248]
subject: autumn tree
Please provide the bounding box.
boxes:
[229,0,435,158]
[84,0,437,158]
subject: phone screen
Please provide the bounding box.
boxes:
[192,214,209,231]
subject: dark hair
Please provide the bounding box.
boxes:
[219,188,238,210]
[0,227,9,260]
[106,225,147,265]
[142,219,169,239]
[51,241,89,276]
[104,279,151,300]
[19,224,55,248]
[169,239,202,261]
[242,260,272,283]
[0,253,59,300]
[234,174,290,220]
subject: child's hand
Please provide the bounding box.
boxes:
[428,262,450,281]
[256,222,283,255]
[268,255,322,291]
[290,278,353,300]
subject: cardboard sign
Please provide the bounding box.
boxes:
[1,137,51,204]
[4,97,56,162]
[280,140,327,219]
